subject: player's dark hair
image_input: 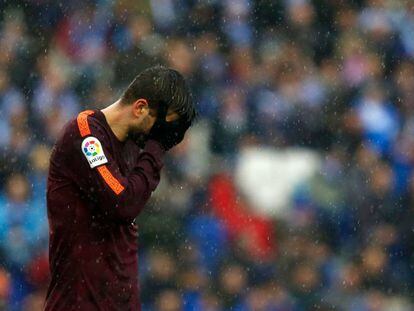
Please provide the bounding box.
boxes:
[121,65,197,123]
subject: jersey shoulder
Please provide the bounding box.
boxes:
[49,110,111,179]
[54,110,109,158]
[62,110,107,139]
[75,110,112,169]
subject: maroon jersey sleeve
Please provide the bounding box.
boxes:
[69,110,164,222]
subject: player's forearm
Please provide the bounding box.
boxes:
[102,140,164,221]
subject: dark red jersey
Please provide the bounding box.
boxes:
[45,109,164,311]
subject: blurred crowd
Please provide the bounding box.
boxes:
[1,0,414,310]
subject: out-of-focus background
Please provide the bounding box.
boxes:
[1,0,414,310]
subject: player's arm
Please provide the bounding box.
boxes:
[71,111,164,222]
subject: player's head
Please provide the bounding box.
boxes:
[120,65,196,136]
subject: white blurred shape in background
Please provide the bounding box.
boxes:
[235,147,321,218]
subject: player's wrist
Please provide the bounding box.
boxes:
[144,139,166,155]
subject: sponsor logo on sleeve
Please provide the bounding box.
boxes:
[81,137,108,168]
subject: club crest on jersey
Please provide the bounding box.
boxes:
[81,137,108,168]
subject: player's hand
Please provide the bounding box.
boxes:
[149,119,190,151]
[148,105,191,151]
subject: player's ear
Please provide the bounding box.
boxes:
[132,99,149,118]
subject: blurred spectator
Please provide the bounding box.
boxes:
[141,250,177,306]
[217,264,247,309]
[0,269,10,310]
[155,289,183,311]
[0,174,44,266]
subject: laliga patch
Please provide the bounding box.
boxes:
[81,137,108,168]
